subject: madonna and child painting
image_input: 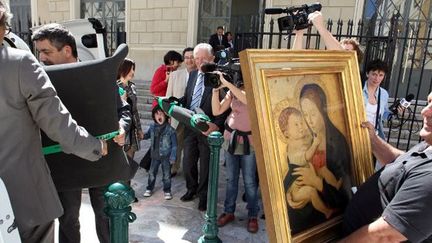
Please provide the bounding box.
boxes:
[275,80,352,234]
[239,49,372,242]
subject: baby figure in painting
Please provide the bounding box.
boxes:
[280,107,339,219]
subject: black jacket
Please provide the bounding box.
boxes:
[179,70,230,134]
[209,33,229,52]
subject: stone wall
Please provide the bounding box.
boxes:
[29,0,361,82]
[35,0,71,23]
[127,0,197,81]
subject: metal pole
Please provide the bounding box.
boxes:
[104,182,137,243]
[199,131,224,243]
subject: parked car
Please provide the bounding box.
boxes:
[3,18,107,62]
[58,18,108,61]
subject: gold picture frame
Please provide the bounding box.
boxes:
[239,49,374,242]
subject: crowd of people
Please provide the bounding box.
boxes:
[148,40,258,232]
[2,0,432,241]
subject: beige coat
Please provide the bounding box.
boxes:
[166,68,189,129]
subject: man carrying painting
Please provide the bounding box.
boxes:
[341,92,432,242]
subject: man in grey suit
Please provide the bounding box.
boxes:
[0,1,107,243]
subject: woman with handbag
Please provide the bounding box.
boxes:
[117,58,144,159]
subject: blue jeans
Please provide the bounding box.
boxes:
[147,158,171,193]
[223,150,259,217]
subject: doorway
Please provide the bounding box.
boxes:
[197,0,261,44]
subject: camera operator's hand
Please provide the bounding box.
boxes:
[308,11,325,30]
[202,122,219,136]
[215,71,229,89]
[307,11,343,50]
[214,71,247,105]
[396,106,411,119]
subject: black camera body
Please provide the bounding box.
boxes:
[265,3,322,32]
[202,60,243,89]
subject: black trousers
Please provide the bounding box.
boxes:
[182,131,210,202]
[20,221,54,243]
[58,186,110,243]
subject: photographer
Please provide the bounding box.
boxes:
[211,72,259,233]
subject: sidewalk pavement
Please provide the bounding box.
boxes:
[76,139,269,243]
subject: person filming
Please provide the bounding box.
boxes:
[211,72,260,233]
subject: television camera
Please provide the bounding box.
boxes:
[265,2,322,32]
[202,50,243,89]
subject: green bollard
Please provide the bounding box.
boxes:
[104,182,137,243]
[199,131,224,243]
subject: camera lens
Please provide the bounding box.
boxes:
[204,73,221,88]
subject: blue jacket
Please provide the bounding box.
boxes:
[144,123,177,162]
[362,83,391,139]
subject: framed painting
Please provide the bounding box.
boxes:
[239,49,374,242]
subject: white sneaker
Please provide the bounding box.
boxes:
[143,190,152,197]
[164,192,173,200]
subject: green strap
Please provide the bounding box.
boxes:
[42,131,120,155]
[118,87,125,96]
[96,131,120,140]
[157,97,180,116]
[190,113,210,128]
[168,105,175,116]
[157,97,164,110]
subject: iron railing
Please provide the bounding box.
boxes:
[235,14,432,150]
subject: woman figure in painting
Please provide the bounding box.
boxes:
[284,83,351,234]
[279,107,336,219]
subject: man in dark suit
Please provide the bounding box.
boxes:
[179,43,229,211]
[32,23,130,243]
[208,26,229,53]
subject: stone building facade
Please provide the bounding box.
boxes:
[19,0,360,81]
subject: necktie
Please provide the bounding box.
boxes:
[190,73,204,110]
[219,36,222,45]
